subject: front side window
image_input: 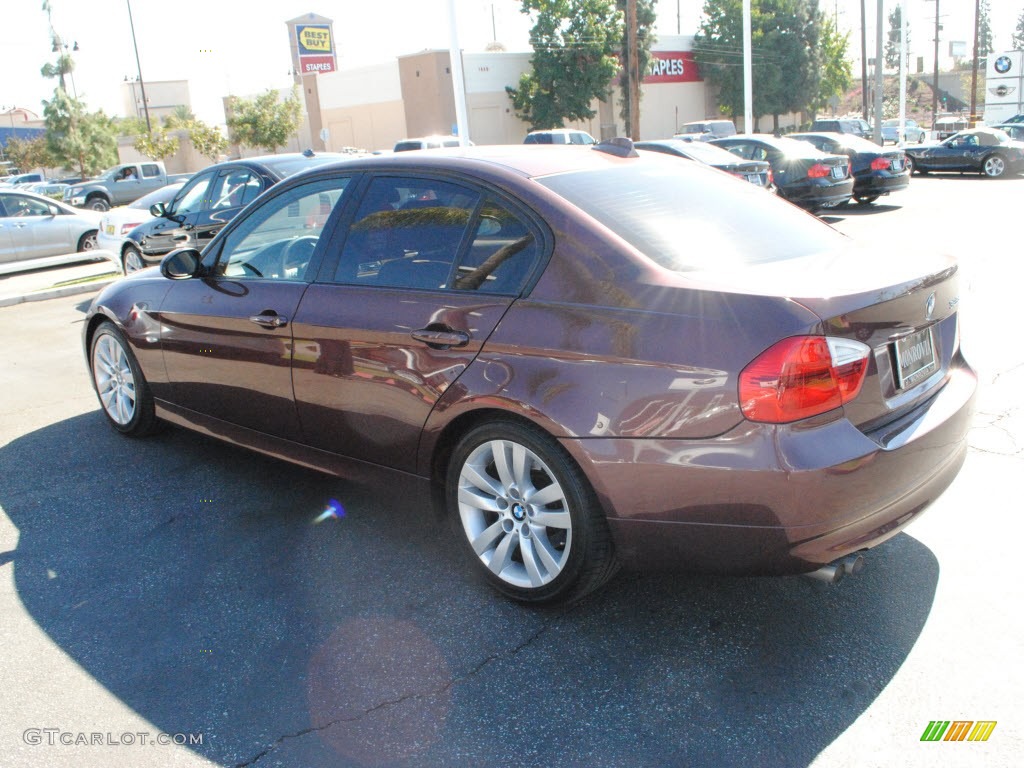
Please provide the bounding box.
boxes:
[2,195,53,217]
[172,173,215,215]
[211,177,351,281]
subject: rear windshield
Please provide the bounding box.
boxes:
[536,160,842,272]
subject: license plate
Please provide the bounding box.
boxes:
[891,158,903,171]
[894,327,937,389]
[746,174,763,185]
[830,166,845,179]
[105,225,115,235]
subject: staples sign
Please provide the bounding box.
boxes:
[645,52,702,84]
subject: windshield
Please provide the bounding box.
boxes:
[128,182,186,210]
[536,159,842,272]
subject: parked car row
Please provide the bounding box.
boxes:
[82,137,975,604]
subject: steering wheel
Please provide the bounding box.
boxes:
[280,235,319,276]
[239,262,263,277]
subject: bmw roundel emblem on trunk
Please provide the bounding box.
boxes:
[995,56,1012,74]
[926,292,936,320]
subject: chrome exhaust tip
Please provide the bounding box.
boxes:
[804,554,866,585]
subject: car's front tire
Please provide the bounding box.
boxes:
[87,197,110,212]
[447,420,616,604]
[89,321,161,437]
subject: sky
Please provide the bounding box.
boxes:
[0,1,1018,128]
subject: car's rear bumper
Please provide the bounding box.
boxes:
[782,178,854,209]
[853,170,910,197]
[562,362,976,575]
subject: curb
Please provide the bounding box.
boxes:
[0,276,121,309]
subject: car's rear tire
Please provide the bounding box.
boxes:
[77,230,98,252]
[982,154,1006,178]
[87,197,110,212]
[89,321,162,437]
[122,243,146,274]
[447,420,617,604]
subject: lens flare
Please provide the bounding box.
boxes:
[314,498,344,524]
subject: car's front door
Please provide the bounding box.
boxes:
[292,174,544,473]
[185,167,267,252]
[145,171,216,255]
[156,176,354,439]
[0,193,70,259]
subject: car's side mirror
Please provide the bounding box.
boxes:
[160,248,203,280]
[150,202,167,217]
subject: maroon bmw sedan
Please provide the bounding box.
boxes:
[83,139,975,604]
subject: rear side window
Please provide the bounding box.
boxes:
[141,164,161,178]
[334,177,479,289]
[537,160,843,272]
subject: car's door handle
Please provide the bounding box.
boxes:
[249,311,288,329]
[411,327,470,349]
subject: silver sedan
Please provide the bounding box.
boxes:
[0,190,104,274]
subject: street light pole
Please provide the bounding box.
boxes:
[125,0,151,133]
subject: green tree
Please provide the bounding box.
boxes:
[43,89,118,177]
[694,0,822,131]
[884,6,909,71]
[811,14,852,117]
[133,127,179,162]
[40,54,75,95]
[3,135,55,172]
[185,119,229,162]
[164,104,196,128]
[1014,9,1024,50]
[506,0,623,130]
[226,88,304,153]
[617,0,658,132]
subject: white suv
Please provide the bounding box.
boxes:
[524,129,597,145]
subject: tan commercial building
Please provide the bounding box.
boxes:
[303,35,718,152]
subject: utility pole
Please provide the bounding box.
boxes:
[126,0,151,133]
[860,0,869,120]
[932,0,941,130]
[969,0,980,126]
[626,0,640,139]
[873,0,883,143]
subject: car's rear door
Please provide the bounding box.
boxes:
[291,173,545,473]
[156,175,355,440]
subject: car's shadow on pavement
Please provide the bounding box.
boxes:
[2,413,940,768]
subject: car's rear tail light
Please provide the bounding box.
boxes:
[807,163,831,179]
[766,168,774,187]
[871,157,890,171]
[120,222,143,235]
[739,336,872,423]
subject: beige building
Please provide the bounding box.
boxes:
[122,79,192,125]
[301,35,718,153]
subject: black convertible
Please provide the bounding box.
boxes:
[904,128,1024,178]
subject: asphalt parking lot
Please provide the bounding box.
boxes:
[0,172,1021,768]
